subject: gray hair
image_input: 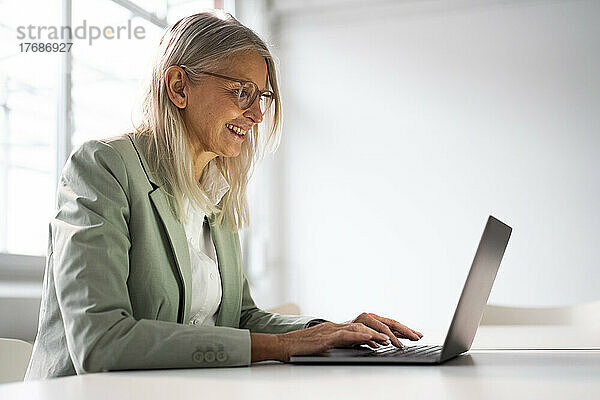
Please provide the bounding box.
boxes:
[133,10,281,231]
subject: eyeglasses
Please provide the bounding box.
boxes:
[180,66,274,115]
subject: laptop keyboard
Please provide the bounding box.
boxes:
[364,345,443,358]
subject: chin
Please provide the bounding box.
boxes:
[221,147,242,158]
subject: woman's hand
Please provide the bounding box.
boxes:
[250,314,423,363]
[271,321,391,362]
[348,312,423,349]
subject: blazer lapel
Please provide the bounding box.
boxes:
[209,211,242,328]
[148,188,192,323]
[129,134,192,323]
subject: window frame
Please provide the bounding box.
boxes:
[0,0,170,274]
[1,0,240,277]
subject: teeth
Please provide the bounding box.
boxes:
[226,123,247,136]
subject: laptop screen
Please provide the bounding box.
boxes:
[441,216,512,361]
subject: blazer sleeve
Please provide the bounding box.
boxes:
[238,274,323,333]
[52,140,250,374]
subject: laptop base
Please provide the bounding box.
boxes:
[290,345,458,365]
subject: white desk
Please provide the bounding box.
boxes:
[1,326,599,400]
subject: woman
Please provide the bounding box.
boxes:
[26,11,422,379]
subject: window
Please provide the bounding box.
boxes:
[0,0,232,269]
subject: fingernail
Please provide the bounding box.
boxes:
[381,334,390,340]
[412,333,420,340]
[361,334,372,339]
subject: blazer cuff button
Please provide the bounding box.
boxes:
[192,351,204,363]
[204,351,216,362]
[216,351,227,362]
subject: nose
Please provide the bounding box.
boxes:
[244,96,263,124]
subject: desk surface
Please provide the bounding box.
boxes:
[2,327,599,400]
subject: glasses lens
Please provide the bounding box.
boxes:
[237,82,256,109]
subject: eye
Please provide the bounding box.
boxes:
[241,88,252,98]
[232,87,251,98]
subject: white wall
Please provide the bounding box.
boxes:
[270,0,600,330]
[235,0,290,309]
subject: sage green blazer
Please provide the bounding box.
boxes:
[25,133,317,380]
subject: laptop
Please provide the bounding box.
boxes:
[290,215,512,365]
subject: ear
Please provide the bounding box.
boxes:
[165,65,188,109]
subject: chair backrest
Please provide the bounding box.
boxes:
[0,297,42,342]
[481,300,600,326]
[0,338,33,383]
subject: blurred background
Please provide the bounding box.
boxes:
[0,0,598,342]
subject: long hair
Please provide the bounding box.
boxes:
[133,10,281,231]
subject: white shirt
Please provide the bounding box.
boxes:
[182,159,230,326]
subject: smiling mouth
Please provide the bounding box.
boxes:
[225,123,248,137]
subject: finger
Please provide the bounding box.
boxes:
[351,314,401,347]
[395,325,423,338]
[347,323,390,344]
[377,316,422,340]
[369,317,404,347]
[391,330,410,339]
[366,340,380,349]
[391,329,420,341]
[405,328,423,339]
[392,329,423,340]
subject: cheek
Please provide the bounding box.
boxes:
[185,91,240,140]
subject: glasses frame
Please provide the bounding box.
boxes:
[180,66,274,115]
